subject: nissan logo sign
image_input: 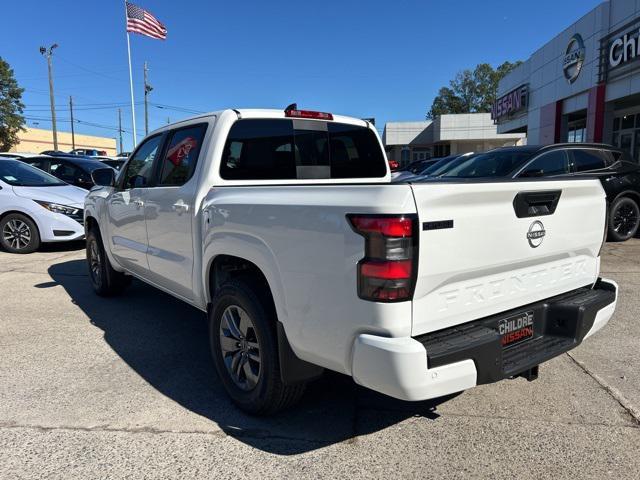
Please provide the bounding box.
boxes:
[563,34,585,84]
[527,221,546,248]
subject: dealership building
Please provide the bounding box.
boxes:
[496,0,640,162]
[383,113,525,168]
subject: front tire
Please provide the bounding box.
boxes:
[86,227,130,296]
[608,197,640,242]
[0,213,40,254]
[209,277,306,415]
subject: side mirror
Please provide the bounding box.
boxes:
[91,168,116,187]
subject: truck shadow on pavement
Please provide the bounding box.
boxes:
[47,259,458,455]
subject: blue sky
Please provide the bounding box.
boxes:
[5,0,601,151]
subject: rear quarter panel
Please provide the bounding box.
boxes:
[201,184,416,374]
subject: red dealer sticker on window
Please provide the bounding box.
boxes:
[167,136,197,166]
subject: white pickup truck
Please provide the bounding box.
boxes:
[85,107,618,414]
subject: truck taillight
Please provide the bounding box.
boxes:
[348,214,418,302]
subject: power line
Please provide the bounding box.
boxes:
[150,102,205,114]
[24,103,142,112]
[56,56,128,84]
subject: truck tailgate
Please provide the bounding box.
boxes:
[410,179,606,336]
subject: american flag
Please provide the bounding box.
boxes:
[126,2,167,40]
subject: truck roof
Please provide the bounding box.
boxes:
[149,108,371,136]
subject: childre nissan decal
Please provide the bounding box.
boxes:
[527,221,546,248]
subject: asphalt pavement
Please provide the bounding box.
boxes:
[1,240,639,479]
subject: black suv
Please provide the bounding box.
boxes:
[18,156,115,190]
[432,143,640,242]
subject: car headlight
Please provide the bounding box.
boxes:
[33,200,79,216]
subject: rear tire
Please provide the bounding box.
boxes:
[86,227,130,296]
[608,197,640,242]
[0,213,40,254]
[209,277,306,415]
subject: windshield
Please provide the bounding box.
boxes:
[439,150,534,178]
[425,155,471,176]
[0,160,66,186]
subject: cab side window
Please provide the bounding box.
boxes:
[158,124,207,186]
[123,135,163,189]
[519,150,569,177]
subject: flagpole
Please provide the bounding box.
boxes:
[125,2,137,147]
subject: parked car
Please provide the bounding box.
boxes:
[393,154,475,182]
[70,148,108,157]
[402,158,439,174]
[19,156,115,190]
[84,108,617,415]
[0,159,86,253]
[98,158,126,171]
[40,150,73,156]
[0,152,46,159]
[436,144,640,242]
[421,153,475,177]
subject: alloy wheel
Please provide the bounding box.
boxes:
[219,305,261,391]
[2,219,32,250]
[613,203,639,237]
[88,239,102,285]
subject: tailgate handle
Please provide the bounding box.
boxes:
[513,190,562,218]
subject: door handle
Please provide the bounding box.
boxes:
[133,199,144,208]
[172,201,189,214]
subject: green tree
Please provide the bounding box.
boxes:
[0,57,25,151]
[426,61,522,119]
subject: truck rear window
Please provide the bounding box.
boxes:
[220,119,387,180]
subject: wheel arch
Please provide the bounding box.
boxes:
[612,189,640,206]
[84,214,123,272]
[206,253,323,385]
[202,233,288,322]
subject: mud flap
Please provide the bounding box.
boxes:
[277,322,324,385]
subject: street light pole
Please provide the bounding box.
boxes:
[69,96,75,150]
[143,61,153,136]
[118,108,124,153]
[39,44,59,151]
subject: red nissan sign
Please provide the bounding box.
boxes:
[491,84,528,121]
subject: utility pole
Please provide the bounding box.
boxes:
[39,44,59,151]
[118,109,124,153]
[69,96,75,150]
[143,61,153,136]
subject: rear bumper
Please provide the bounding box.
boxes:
[351,278,618,401]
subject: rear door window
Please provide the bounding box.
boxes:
[49,160,82,184]
[220,119,386,180]
[571,149,608,172]
[518,150,569,177]
[25,158,50,173]
[158,124,207,186]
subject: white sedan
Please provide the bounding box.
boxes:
[0,159,87,253]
